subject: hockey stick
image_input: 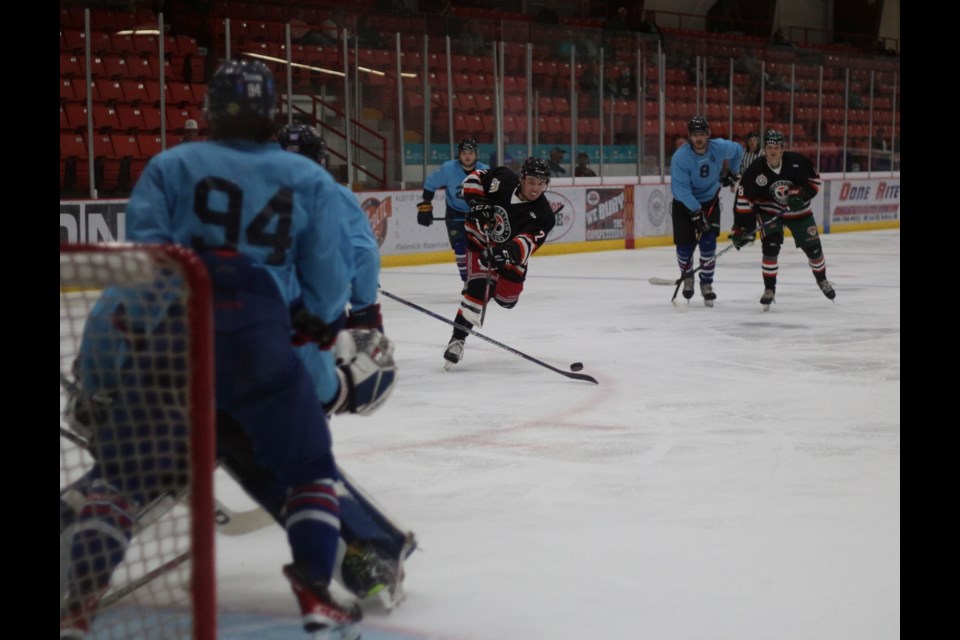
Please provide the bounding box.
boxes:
[479,226,494,326]
[59,422,273,537]
[99,551,191,610]
[380,288,598,384]
[671,214,781,291]
[431,216,465,222]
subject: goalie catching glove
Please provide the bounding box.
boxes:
[63,376,113,440]
[479,241,521,269]
[416,202,433,227]
[327,329,398,416]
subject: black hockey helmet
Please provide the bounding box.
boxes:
[687,115,710,135]
[205,59,276,123]
[520,157,551,182]
[277,124,325,162]
[763,129,785,146]
[458,138,479,154]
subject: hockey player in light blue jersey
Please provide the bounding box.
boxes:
[277,123,384,407]
[670,115,743,306]
[417,139,489,282]
[60,60,397,640]
[277,123,416,608]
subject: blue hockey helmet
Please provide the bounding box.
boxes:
[205,59,276,123]
[763,129,785,146]
[520,157,551,182]
[687,115,710,135]
[277,124,325,162]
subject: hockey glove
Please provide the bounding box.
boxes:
[786,187,806,212]
[416,201,433,226]
[347,303,383,333]
[730,226,755,250]
[720,171,740,188]
[291,307,338,349]
[689,207,709,235]
[328,329,398,416]
[467,199,494,228]
[479,241,520,269]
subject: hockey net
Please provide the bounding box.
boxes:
[60,243,216,640]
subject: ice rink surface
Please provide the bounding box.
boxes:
[217,229,900,640]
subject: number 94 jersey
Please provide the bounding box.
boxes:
[126,139,351,323]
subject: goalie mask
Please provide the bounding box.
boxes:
[205,59,276,123]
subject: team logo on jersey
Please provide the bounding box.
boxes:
[489,178,501,193]
[769,180,796,206]
[755,175,768,187]
[489,205,511,243]
[360,196,392,247]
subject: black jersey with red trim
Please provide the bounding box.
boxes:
[462,167,556,251]
[735,151,822,220]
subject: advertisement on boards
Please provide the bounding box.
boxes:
[827,178,901,228]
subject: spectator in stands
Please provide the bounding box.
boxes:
[616,65,637,99]
[181,119,200,143]
[547,146,567,178]
[605,6,630,32]
[537,0,560,24]
[575,152,597,177]
[295,10,343,45]
[603,6,630,57]
[635,10,660,35]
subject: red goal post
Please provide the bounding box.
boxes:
[60,243,216,639]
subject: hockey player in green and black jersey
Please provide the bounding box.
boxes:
[733,129,836,310]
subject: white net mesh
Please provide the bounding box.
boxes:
[60,245,213,640]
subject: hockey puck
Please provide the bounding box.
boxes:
[569,362,584,372]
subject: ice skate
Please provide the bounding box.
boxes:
[443,338,465,370]
[284,564,362,640]
[681,276,695,300]
[700,283,716,307]
[818,279,836,300]
[342,543,399,601]
[760,288,775,311]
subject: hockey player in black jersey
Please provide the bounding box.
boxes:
[733,129,836,310]
[442,157,556,368]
